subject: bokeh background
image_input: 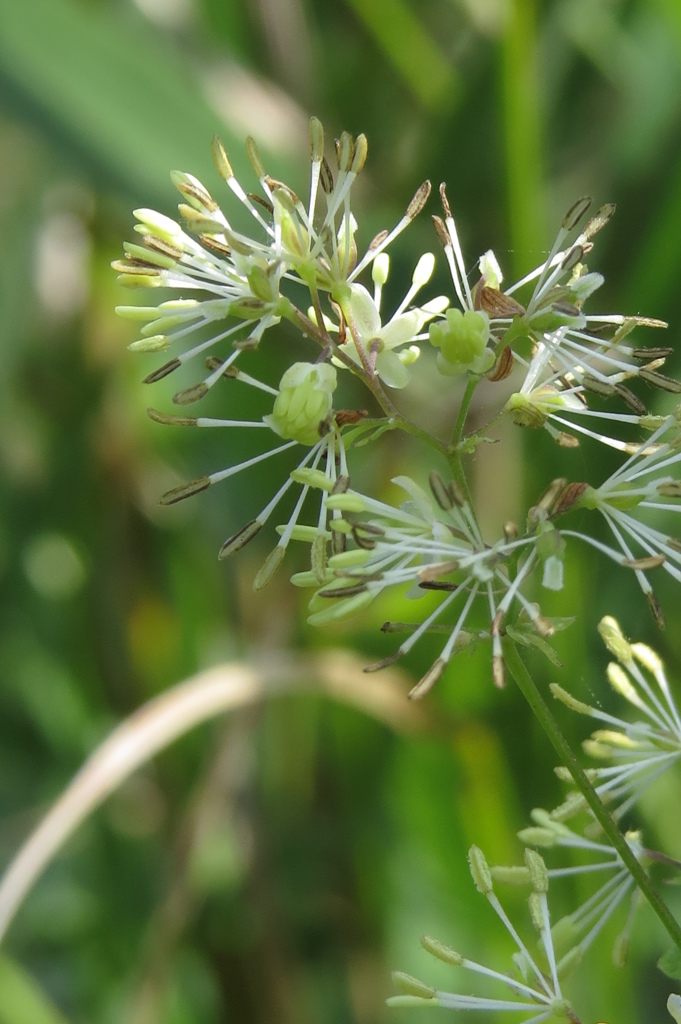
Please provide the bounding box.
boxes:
[2,0,681,1021]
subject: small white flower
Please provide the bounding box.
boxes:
[321,252,447,387]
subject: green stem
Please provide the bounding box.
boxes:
[450,375,479,449]
[502,637,681,952]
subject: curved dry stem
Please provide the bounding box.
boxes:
[0,651,425,946]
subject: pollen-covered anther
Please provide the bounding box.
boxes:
[406,180,432,220]
[431,214,450,248]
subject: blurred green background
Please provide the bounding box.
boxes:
[1,0,681,1021]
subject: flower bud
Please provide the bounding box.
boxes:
[265,363,337,446]
[429,308,494,376]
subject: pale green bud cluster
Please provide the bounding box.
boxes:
[428,308,494,376]
[264,362,337,446]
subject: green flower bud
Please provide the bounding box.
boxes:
[264,362,337,445]
[429,308,494,376]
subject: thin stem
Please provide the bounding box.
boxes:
[450,375,480,449]
[502,637,681,953]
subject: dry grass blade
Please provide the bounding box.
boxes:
[0,651,426,945]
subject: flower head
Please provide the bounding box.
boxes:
[115,119,432,404]
[431,185,671,448]
[300,471,560,695]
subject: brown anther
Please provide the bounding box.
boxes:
[328,475,349,496]
[205,356,238,378]
[485,345,515,383]
[438,182,452,219]
[582,203,616,240]
[408,659,446,700]
[429,470,453,511]
[639,369,681,394]
[143,359,181,384]
[552,480,588,518]
[419,560,460,582]
[335,408,368,427]
[613,384,646,415]
[144,236,183,260]
[198,235,232,257]
[159,476,211,505]
[175,180,218,212]
[218,520,263,559]
[147,408,197,427]
[247,192,275,215]
[368,229,389,252]
[479,287,526,319]
[492,654,506,689]
[173,382,209,405]
[560,244,584,272]
[320,157,334,194]
[555,432,580,448]
[562,196,592,231]
[582,374,615,398]
[364,651,402,673]
[534,478,568,515]
[631,347,673,360]
[646,590,665,630]
[431,215,450,248]
[447,480,466,508]
[318,582,368,599]
[406,180,431,220]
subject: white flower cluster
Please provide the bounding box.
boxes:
[115,120,681,1024]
